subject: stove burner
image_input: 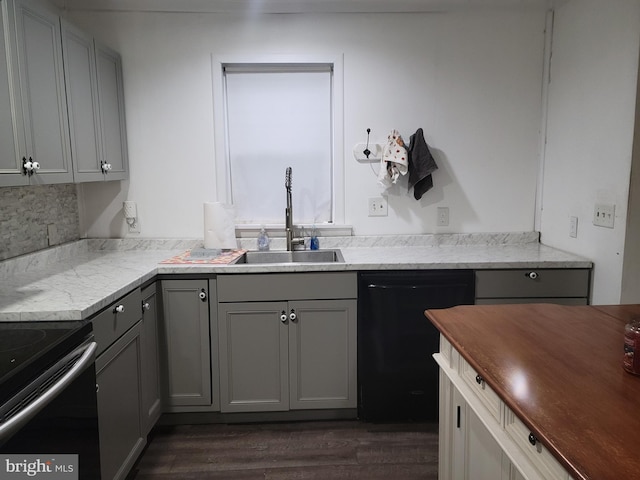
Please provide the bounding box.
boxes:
[0,329,47,353]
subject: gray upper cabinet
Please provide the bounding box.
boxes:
[0,0,26,186]
[61,20,128,182]
[0,0,129,187]
[8,0,72,185]
[95,41,128,180]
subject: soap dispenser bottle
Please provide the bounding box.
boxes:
[257,226,270,251]
[310,225,320,250]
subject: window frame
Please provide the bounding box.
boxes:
[211,53,345,229]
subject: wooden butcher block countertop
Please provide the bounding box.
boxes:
[425,303,640,480]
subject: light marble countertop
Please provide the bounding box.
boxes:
[0,234,592,322]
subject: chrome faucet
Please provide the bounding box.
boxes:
[285,167,304,251]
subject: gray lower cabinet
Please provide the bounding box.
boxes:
[140,282,161,435]
[160,278,219,412]
[217,273,357,413]
[96,323,144,480]
[92,287,145,480]
[475,268,591,305]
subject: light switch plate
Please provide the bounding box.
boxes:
[368,197,388,216]
[593,204,615,228]
[437,207,449,226]
[569,216,578,238]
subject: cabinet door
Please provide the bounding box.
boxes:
[95,41,128,180]
[0,0,26,186]
[13,0,72,184]
[61,20,103,182]
[450,383,509,480]
[160,279,211,408]
[288,299,357,410]
[218,301,289,412]
[96,322,145,480]
[140,283,161,435]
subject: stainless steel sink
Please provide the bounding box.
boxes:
[232,249,344,264]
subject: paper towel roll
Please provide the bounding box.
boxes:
[203,202,237,249]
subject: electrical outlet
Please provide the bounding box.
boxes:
[437,207,449,226]
[368,197,388,217]
[593,204,615,228]
[128,220,141,233]
[47,224,59,246]
[569,216,578,238]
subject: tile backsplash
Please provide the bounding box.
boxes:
[0,184,80,261]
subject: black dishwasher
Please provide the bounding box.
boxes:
[358,270,474,422]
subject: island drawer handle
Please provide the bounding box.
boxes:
[526,271,539,280]
[475,374,483,385]
[528,432,537,446]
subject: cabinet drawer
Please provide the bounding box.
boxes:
[459,355,502,422]
[217,272,357,302]
[505,408,568,479]
[92,288,142,356]
[475,269,590,299]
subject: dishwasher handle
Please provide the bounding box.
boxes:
[0,340,97,444]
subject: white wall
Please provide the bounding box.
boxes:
[68,8,547,239]
[539,0,640,304]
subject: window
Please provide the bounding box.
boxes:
[212,55,344,227]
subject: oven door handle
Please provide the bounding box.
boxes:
[0,341,97,444]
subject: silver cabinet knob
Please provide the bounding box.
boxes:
[142,302,151,311]
[526,271,538,280]
[289,310,297,321]
[31,161,40,171]
[198,289,207,301]
[113,304,125,314]
[280,311,287,323]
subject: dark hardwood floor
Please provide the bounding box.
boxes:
[127,420,439,479]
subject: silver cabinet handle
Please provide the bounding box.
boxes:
[142,301,151,311]
[289,310,297,321]
[113,304,125,314]
[526,271,538,280]
[0,341,97,443]
[280,311,287,323]
[198,289,207,301]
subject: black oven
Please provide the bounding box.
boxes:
[0,321,101,479]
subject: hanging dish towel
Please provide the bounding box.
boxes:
[378,129,408,188]
[408,128,438,200]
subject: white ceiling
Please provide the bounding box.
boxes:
[53,0,556,14]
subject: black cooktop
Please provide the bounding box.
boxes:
[0,321,92,405]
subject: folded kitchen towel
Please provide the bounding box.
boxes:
[378,129,409,188]
[408,128,438,200]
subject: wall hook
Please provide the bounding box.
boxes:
[363,128,372,158]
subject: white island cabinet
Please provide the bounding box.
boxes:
[435,335,571,480]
